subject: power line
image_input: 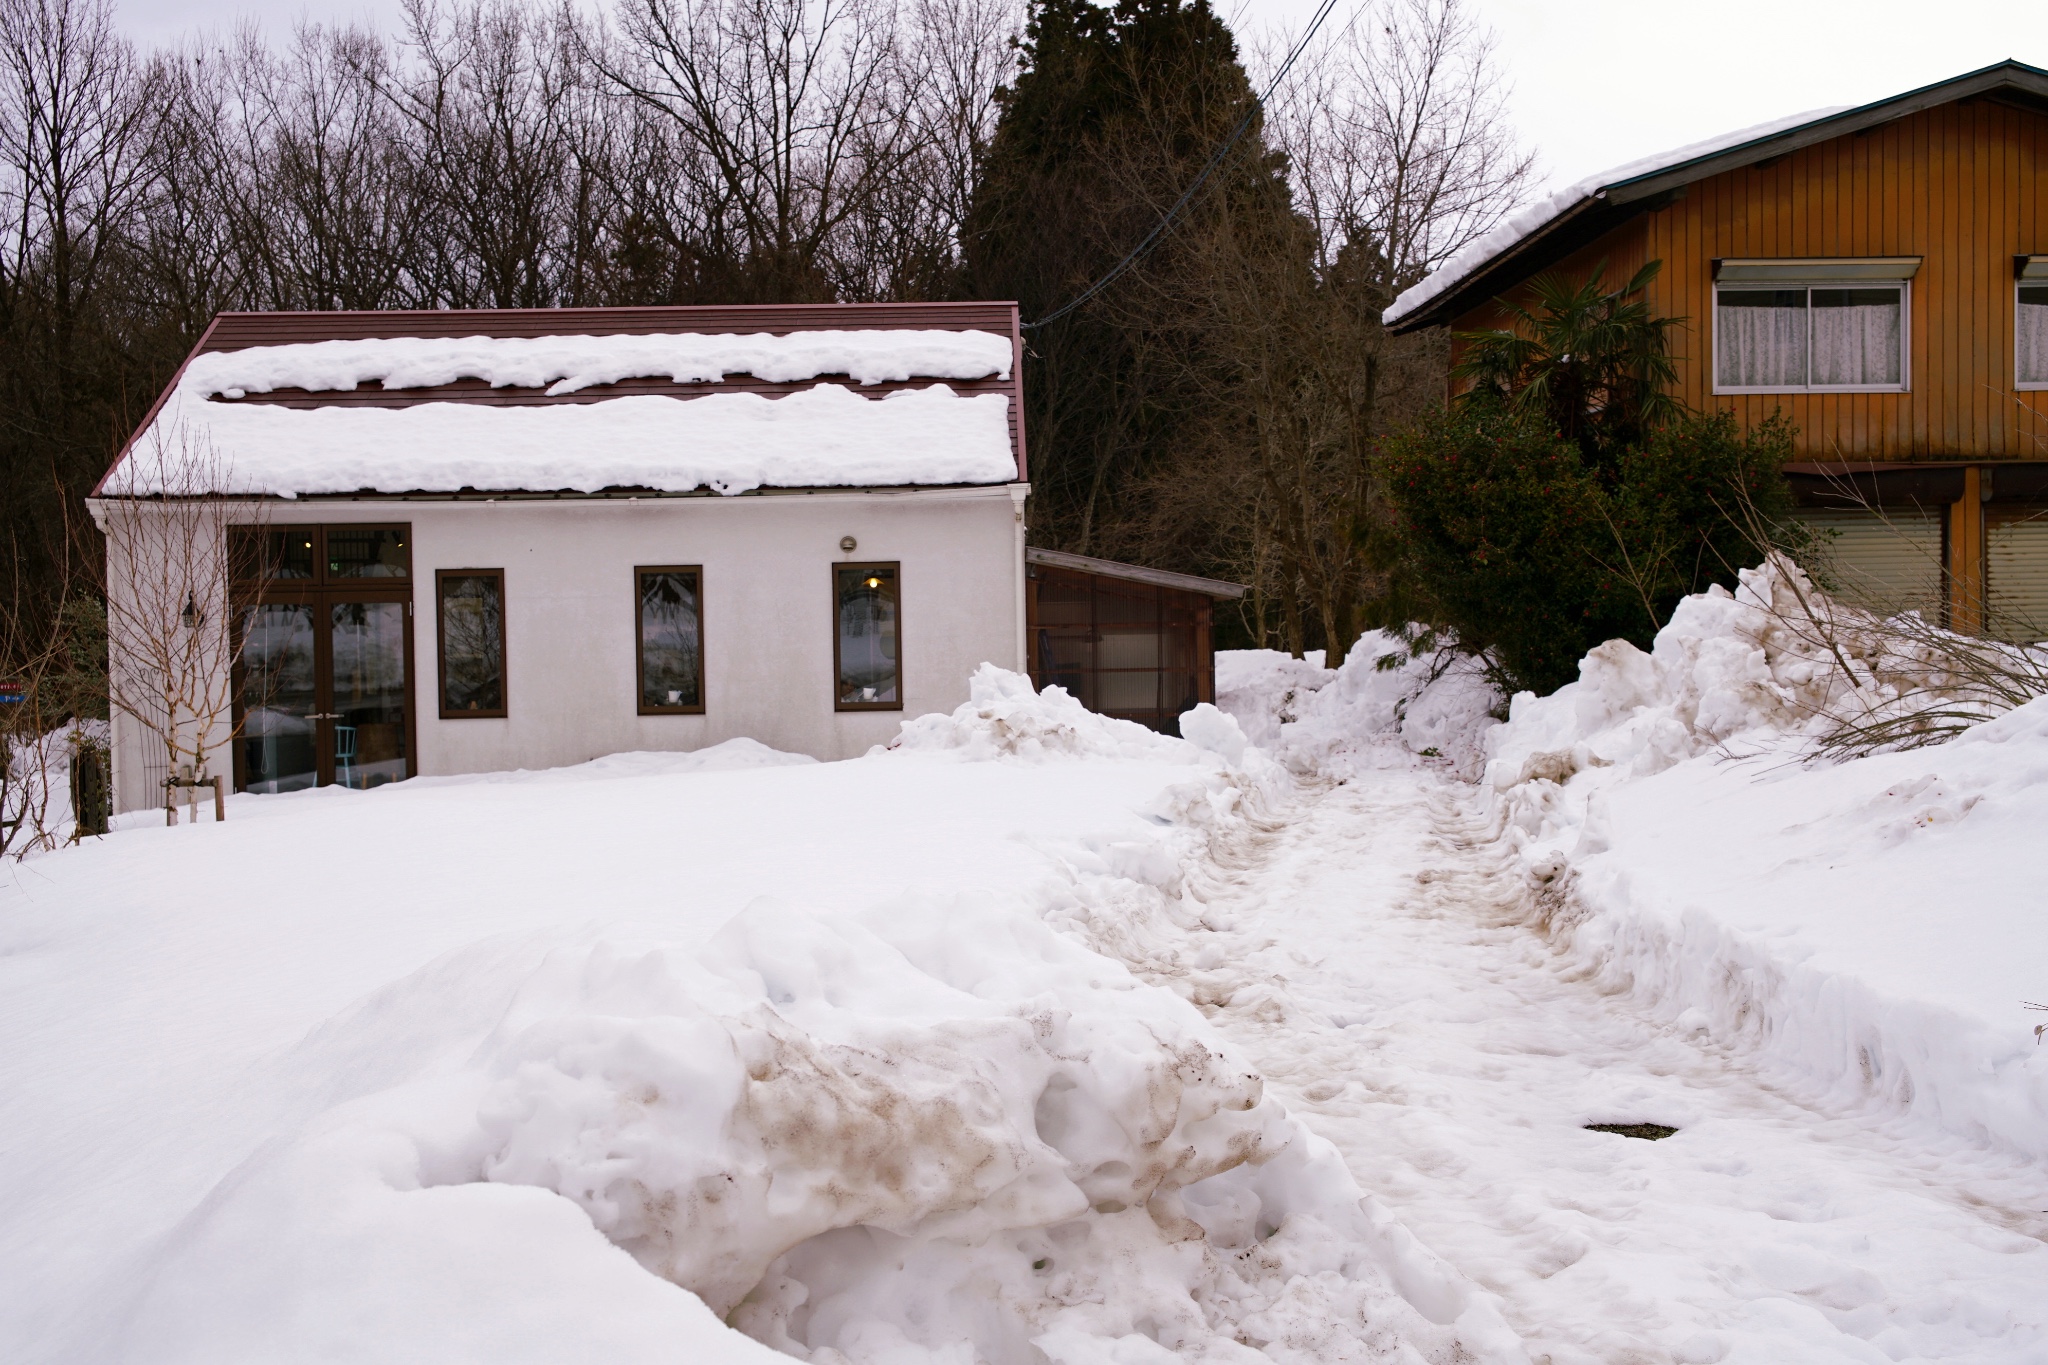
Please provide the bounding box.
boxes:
[1020,0,1346,333]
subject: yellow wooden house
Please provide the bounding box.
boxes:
[1387,60,2048,638]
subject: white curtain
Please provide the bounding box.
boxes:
[1810,287,1902,386]
[2019,286,2048,385]
[1716,290,1807,387]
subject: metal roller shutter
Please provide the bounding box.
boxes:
[1987,510,2048,643]
[1795,508,1945,621]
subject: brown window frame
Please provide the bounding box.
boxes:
[832,561,903,713]
[435,568,508,719]
[227,523,417,793]
[634,564,707,715]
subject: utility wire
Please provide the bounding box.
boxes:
[1020,0,1346,332]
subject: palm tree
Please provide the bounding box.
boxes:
[1451,261,1682,477]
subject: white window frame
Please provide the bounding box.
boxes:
[2017,274,2048,392]
[1712,280,1912,395]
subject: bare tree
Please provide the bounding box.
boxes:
[212,20,431,310]
[100,427,263,824]
[1266,0,1532,296]
[393,0,606,306]
[1128,0,1530,662]
[0,0,161,347]
[589,0,931,301]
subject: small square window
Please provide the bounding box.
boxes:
[2018,284,2048,388]
[834,563,900,710]
[636,567,704,714]
[437,570,505,717]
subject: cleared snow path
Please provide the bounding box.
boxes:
[1093,767,2048,1364]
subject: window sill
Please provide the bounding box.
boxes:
[2018,382,2048,392]
[637,707,707,717]
[1713,386,1911,396]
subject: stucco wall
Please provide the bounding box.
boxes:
[100,485,1028,814]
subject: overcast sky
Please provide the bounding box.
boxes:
[111,0,2048,194]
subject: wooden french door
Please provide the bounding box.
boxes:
[231,525,417,794]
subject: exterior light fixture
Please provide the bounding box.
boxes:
[181,595,202,630]
[839,535,857,553]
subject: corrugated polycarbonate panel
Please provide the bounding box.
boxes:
[1796,508,1945,619]
[1987,510,2048,643]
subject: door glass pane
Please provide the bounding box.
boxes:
[2019,286,2048,385]
[326,527,411,579]
[331,601,409,788]
[440,573,505,713]
[236,603,318,793]
[836,565,899,706]
[638,570,702,710]
[1716,289,1808,387]
[1811,287,1902,386]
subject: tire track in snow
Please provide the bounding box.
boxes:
[1086,765,2048,1364]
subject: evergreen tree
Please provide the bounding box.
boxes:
[966,0,1294,560]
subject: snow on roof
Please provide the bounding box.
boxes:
[1384,106,1851,328]
[182,328,1013,398]
[106,329,1019,497]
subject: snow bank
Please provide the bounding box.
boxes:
[109,381,1016,498]
[1482,564,2048,1160]
[183,329,1013,398]
[408,737,818,788]
[890,663,1208,764]
[37,673,1521,1364]
[1217,635,1499,779]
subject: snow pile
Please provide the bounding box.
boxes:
[1482,563,2048,1161]
[120,897,1506,1363]
[1385,105,1848,326]
[183,329,1014,398]
[108,381,1016,498]
[1218,635,1499,779]
[1486,558,2044,787]
[892,662,1212,765]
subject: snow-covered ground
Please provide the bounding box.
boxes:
[4,570,2046,1363]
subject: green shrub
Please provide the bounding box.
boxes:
[1379,401,1795,695]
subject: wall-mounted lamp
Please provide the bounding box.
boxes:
[180,594,202,631]
[839,535,858,553]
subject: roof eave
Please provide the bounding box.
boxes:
[1602,58,2048,203]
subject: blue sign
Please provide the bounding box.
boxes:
[0,681,24,705]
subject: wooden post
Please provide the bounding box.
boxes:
[212,775,226,822]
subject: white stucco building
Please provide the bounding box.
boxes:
[91,303,1031,812]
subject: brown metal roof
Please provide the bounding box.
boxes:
[99,302,1028,495]
[195,301,1022,349]
[1026,547,1248,599]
